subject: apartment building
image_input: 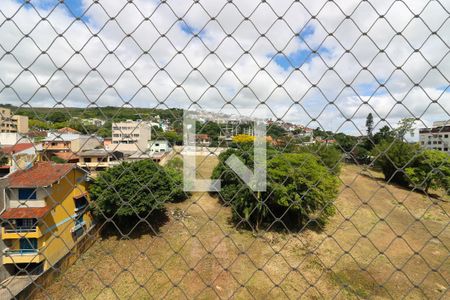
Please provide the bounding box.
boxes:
[0,107,28,134]
[111,120,151,152]
[419,121,450,154]
[0,162,94,274]
[41,132,102,161]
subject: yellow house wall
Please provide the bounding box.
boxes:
[38,169,94,271]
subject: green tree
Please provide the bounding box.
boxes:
[296,144,342,175]
[90,160,188,223]
[267,124,287,138]
[395,118,416,140]
[373,125,395,145]
[405,150,450,194]
[366,113,374,137]
[212,148,338,230]
[162,131,183,145]
[47,111,69,123]
[372,140,419,186]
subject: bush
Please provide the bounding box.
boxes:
[212,149,339,230]
[91,159,188,222]
[372,140,419,186]
[296,144,342,175]
[405,150,450,194]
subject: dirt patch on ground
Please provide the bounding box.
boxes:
[32,159,449,299]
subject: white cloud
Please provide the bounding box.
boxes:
[0,0,448,134]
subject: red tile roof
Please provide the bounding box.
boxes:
[1,143,34,155]
[0,206,51,219]
[57,127,80,134]
[54,151,79,162]
[8,162,76,188]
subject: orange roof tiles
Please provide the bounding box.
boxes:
[0,206,51,219]
[8,162,76,188]
[1,143,34,155]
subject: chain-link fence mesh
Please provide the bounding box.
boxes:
[0,0,449,299]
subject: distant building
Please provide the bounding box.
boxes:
[41,132,102,154]
[149,140,172,153]
[77,149,123,176]
[0,143,41,174]
[111,120,151,152]
[82,118,105,127]
[419,121,450,153]
[57,127,80,134]
[195,134,211,147]
[0,162,94,274]
[0,107,28,134]
[0,133,33,146]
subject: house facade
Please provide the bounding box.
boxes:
[419,121,450,153]
[0,143,41,174]
[149,140,172,153]
[77,149,123,176]
[0,162,94,274]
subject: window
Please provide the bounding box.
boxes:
[84,158,91,163]
[444,148,448,152]
[74,196,88,211]
[19,238,38,253]
[445,135,448,138]
[16,219,35,228]
[18,188,37,200]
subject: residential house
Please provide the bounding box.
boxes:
[0,107,29,134]
[195,134,211,147]
[0,162,94,274]
[419,121,450,153]
[81,118,105,127]
[149,140,172,153]
[41,132,102,161]
[111,120,151,152]
[0,143,41,174]
[77,149,123,176]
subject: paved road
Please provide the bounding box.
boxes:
[0,275,38,300]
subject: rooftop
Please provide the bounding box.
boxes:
[0,143,34,154]
[0,206,51,220]
[7,162,77,188]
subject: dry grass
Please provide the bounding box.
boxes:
[32,158,450,299]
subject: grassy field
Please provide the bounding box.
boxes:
[33,156,449,299]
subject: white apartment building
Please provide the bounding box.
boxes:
[419,121,450,154]
[111,120,151,152]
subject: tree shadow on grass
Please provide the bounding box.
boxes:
[98,209,170,240]
[358,172,444,200]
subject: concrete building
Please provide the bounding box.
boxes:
[0,108,28,134]
[149,140,172,153]
[0,162,94,274]
[419,121,450,153]
[111,120,151,152]
[0,133,33,146]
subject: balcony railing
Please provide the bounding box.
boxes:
[4,227,36,233]
[1,226,43,239]
[4,249,39,255]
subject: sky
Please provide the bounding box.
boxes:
[0,0,449,136]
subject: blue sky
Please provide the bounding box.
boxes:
[17,0,88,21]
